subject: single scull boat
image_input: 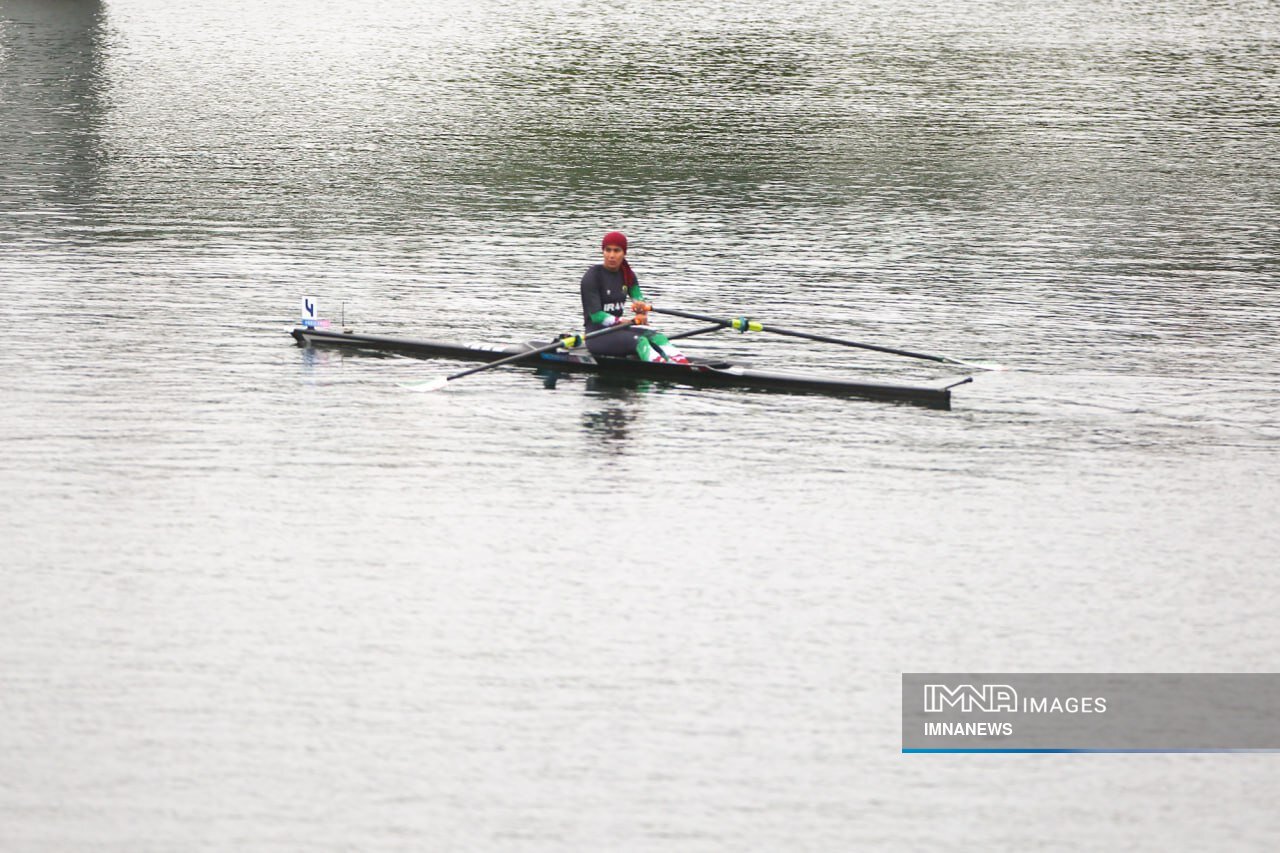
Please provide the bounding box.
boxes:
[291,325,972,409]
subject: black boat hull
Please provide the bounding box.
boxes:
[290,326,969,408]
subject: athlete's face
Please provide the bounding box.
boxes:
[602,244,625,272]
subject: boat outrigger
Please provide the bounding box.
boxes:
[290,324,973,409]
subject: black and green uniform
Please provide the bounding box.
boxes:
[579,263,676,360]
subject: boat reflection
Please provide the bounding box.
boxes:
[532,369,665,450]
[532,368,664,398]
[298,344,333,381]
[580,375,667,450]
[580,404,636,450]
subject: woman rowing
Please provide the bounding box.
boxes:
[579,231,688,364]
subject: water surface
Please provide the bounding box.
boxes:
[2,0,1278,850]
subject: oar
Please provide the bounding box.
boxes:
[649,306,1001,370]
[666,322,730,342]
[407,320,636,392]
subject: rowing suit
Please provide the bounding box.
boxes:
[580,264,680,360]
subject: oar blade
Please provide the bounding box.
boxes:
[401,376,451,392]
[945,358,1007,372]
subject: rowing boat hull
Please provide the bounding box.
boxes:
[290,326,969,408]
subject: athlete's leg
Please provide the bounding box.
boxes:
[634,335,665,362]
[647,331,689,364]
[585,327,645,358]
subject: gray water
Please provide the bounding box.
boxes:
[3,0,1279,850]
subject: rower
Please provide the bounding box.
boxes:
[579,231,688,364]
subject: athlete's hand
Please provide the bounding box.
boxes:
[631,301,651,314]
[633,312,649,326]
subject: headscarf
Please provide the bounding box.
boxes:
[601,231,636,290]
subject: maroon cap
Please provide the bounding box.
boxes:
[601,231,628,251]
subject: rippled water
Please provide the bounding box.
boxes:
[3,0,1279,850]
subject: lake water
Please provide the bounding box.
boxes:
[2,0,1278,850]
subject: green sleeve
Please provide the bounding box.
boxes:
[628,283,646,301]
[589,310,613,324]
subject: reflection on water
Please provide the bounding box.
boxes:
[579,375,669,451]
[534,367,563,390]
[583,374,660,397]
[0,0,108,223]
[580,404,639,451]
